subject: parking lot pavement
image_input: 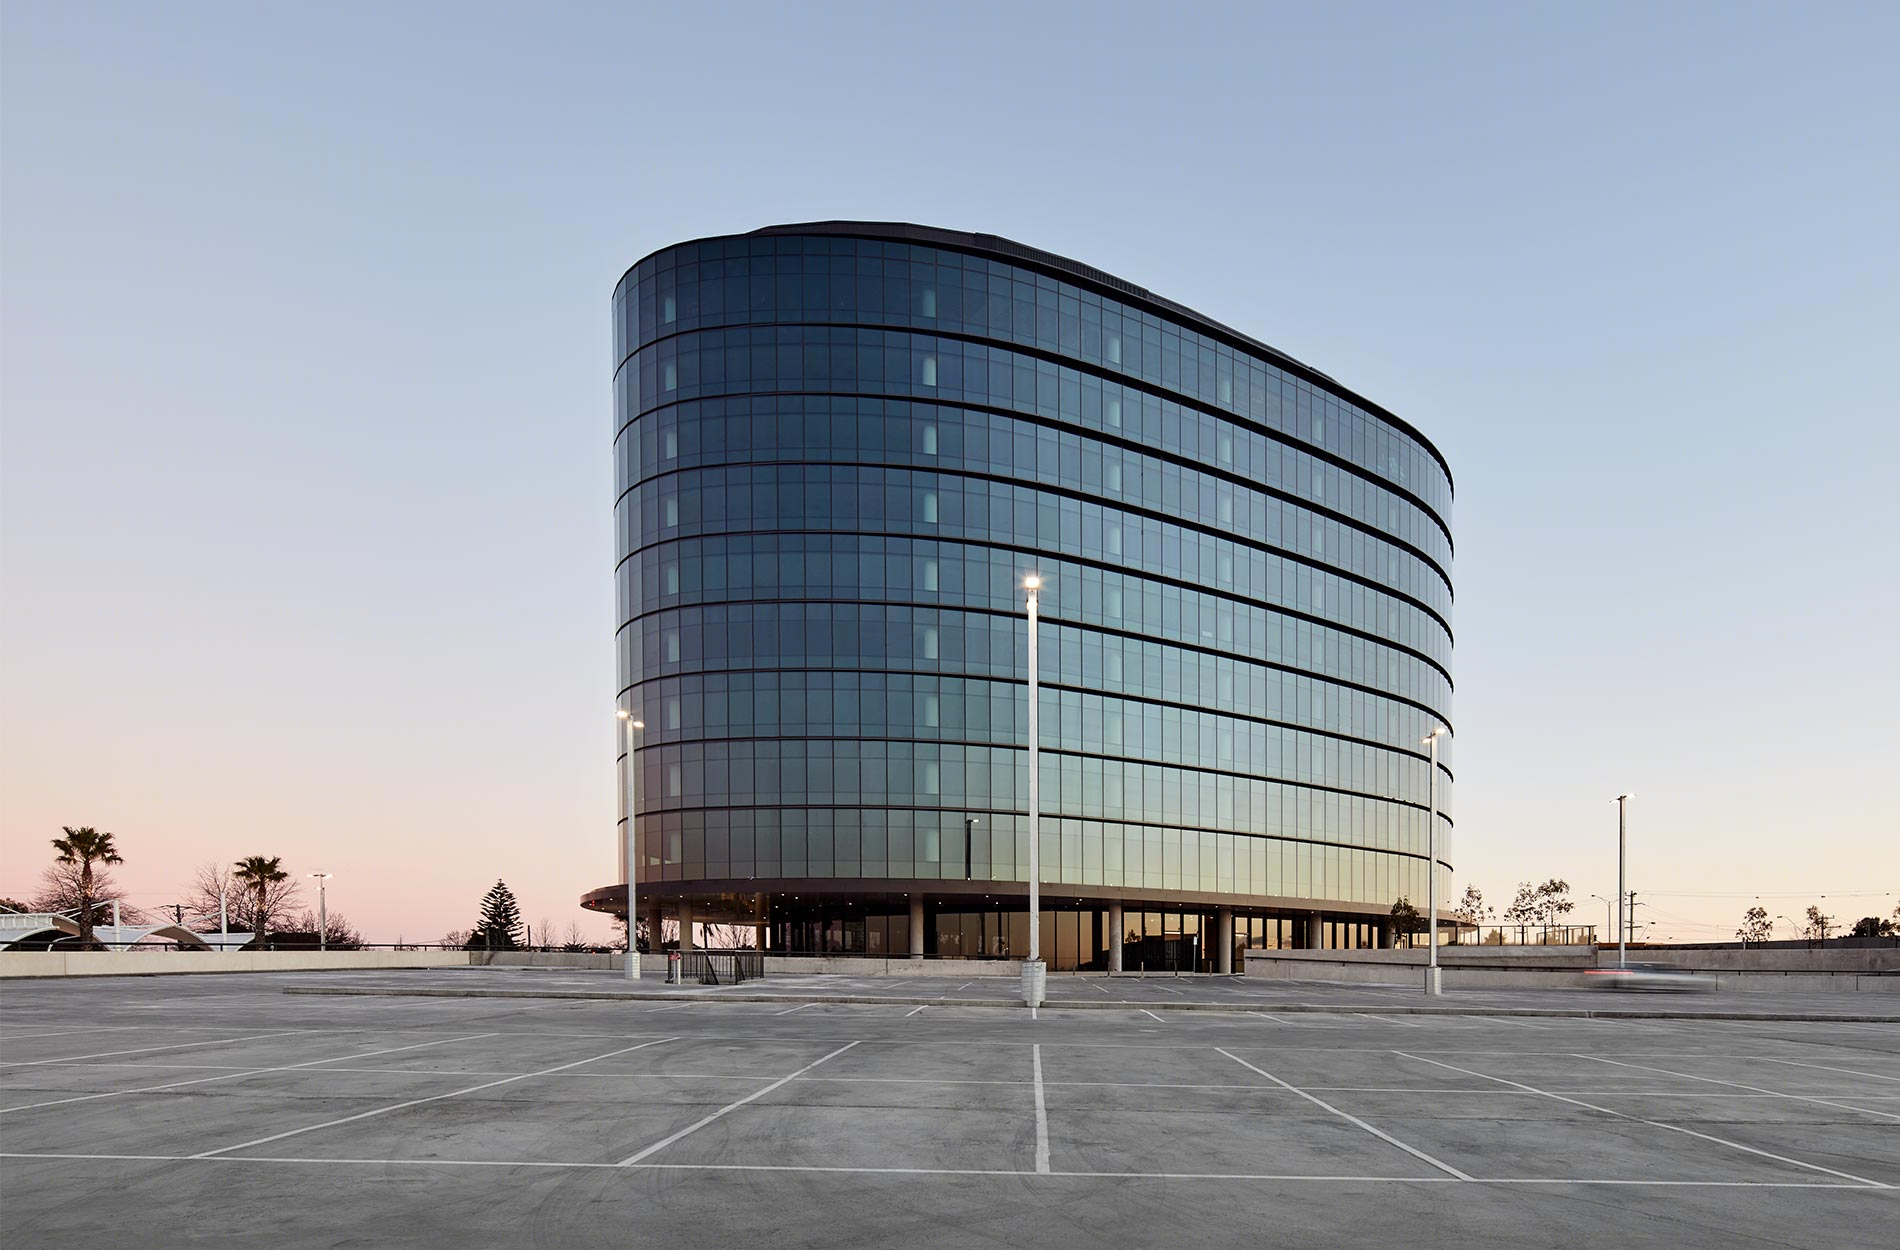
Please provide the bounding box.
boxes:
[261,963,1900,1022]
[3,973,1896,1249]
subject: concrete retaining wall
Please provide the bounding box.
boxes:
[480,951,1022,977]
[1243,947,1900,992]
[1243,951,1588,989]
[1602,947,1899,973]
[0,950,473,978]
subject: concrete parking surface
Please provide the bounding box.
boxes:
[3,970,1896,1248]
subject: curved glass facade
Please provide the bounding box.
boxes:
[586,223,1453,967]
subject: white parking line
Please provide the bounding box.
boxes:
[0,1026,147,1043]
[1580,1055,1900,1123]
[1357,1014,1420,1028]
[0,1150,1882,1187]
[1140,1010,1166,1023]
[905,1006,927,1018]
[0,1031,316,1068]
[1217,1048,1472,1180]
[0,1033,501,1115]
[1031,1044,1050,1173]
[1753,1057,1900,1084]
[774,1003,816,1016]
[1397,1052,1891,1189]
[616,1041,859,1166]
[191,1037,676,1159]
[1483,1017,1552,1030]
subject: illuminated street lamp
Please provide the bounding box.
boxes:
[1022,574,1044,1008]
[618,709,645,981]
[308,873,332,952]
[1422,726,1448,995]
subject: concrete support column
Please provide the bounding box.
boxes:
[643,900,662,957]
[1107,901,1123,973]
[908,897,925,959]
[1377,919,1394,949]
[1217,908,1234,974]
[678,899,695,952]
[1304,911,1323,950]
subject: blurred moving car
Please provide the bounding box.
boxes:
[1587,962,1719,992]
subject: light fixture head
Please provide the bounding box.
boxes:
[631,719,644,730]
[1023,575,1041,590]
[616,709,630,719]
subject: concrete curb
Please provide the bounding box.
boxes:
[279,985,1900,1022]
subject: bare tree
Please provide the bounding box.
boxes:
[288,908,364,949]
[1735,906,1771,945]
[1502,882,1540,926]
[33,861,145,928]
[438,929,472,950]
[182,862,302,936]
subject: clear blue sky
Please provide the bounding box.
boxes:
[4,1,1895,942]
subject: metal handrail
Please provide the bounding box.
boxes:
[678,949,765,985]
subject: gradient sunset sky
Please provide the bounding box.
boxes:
[4,2,1894,944]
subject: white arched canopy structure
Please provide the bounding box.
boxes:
[0,913,254,951]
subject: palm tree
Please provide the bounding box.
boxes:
[233,856,289,941]
[51,826,122,949]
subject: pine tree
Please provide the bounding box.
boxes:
[473,880,525,949]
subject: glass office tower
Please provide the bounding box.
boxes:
[583,222,1453,970]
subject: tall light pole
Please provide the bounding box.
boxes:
[1022,574,1044,1008]
[1615,794,1631,969]
[618,709,645,981]
[308,873,332,951]
[1590,893,1614,945]
[1423,726,1447,995]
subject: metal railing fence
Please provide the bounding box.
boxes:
[679,949,765,985]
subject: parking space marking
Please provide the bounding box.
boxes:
[616,1040,859,1166]
[190,1037,677,1159]
[1140,1010,1166,1023]
[0,1026,147,1043]
[0,1030,317,1068]
[774,1003,815,1016]
[1580,1055,1900,1122]
[1482,1016,1552,1030]
[1754,1056,1900,1084]
[1216,1048,1473,1180]
[6,1149,1889,1187]
[1031,1044,1050,1173]
[904,1005,927,1018]
[1357,1014,1420,1028]
[1397,1052,1892,1188]
[0,1033,500,1114]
